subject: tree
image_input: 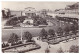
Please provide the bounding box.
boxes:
[2,9,11,18]
[8,33,19,44]
[6,17,19,26]
[6,9,11,18]
[23,31,32,42]
[57,47,64,53]
[47,29,56,41]
[70,25,75,34]
[40,28,47,39]
[2,10,6,18]
[48,29,55,37]
[18,16,25,23]
[70,24,78,35]
[64,26,70,36]
[69,45,79,53]
[2,42,9,48]
[2,42,5,48]
[57,27,63,37]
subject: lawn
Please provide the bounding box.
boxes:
[2,18,75,42]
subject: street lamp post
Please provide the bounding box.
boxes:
[45,41,50,53]
[21,23,23,41]
[60,20,61,27]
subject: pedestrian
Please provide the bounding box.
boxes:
[37,38,38,40]
[45,48,50,53]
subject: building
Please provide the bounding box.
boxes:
[2,8,11,18]
[20,7,37,27]
[22,7,36,17]
[10,7,37,17]
[65,2,79,10]
[54,2,79,23]
[10,11,22,17]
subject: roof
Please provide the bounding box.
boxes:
[23,7,36,13]
[57,14,79,19]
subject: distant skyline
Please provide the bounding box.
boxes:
[2,1,77,11]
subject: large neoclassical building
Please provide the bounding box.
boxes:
[11,7,37,27]
[2,7,49,27]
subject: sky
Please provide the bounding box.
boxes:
[2,1,77,11]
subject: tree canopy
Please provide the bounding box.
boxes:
[48,29,55,37]
[57,27,63,37]
[70,24,78,35]
[40,28,48,39]
[23,31,32,42]
[69,45,79,53]
[8,33,19,44]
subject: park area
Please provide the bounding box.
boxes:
[2,18,79,53]
[2,18,74,42]
[1,2,79,53]
[2,42,41,53]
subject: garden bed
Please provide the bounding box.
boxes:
[2,42,41,53]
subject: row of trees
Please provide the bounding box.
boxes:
[40,28,59,41]
[2,31,33,48]
[8,32,32,44]
[40,24,78,40]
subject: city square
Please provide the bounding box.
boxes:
[2,2,79,53]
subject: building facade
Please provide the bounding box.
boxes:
[55,2,79,23]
